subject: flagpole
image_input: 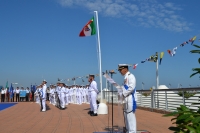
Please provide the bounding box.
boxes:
[94,11,108,115]
[94,11,103,102]
[156,59,159,89]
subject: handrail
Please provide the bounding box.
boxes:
[101,87,200,112]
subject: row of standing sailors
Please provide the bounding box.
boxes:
[34,85,91,110]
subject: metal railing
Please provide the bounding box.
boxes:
[100,87,200,112]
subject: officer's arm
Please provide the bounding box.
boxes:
[92,82,99,93]
[123,75,136,97]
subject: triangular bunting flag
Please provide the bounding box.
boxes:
[133,64,138,69]
[189,36,196,45]
[180,41,188,47]
[167,50,172,56]
[159,52,164,65]
[172,47,178,56]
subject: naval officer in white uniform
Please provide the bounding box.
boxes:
[118,64,137,133]
[41,80,47,112]
[88,74,98,116]
[59,82,66,109]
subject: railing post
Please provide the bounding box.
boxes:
[140,92,143,106]
[165,91,168,110]
[157,90,159,108]
[182,90,185,105]
[151,90,155,111]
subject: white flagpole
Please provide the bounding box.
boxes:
[94,11,103,102]
[156,59,159,89]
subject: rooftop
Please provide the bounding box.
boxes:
[0,102,173,133]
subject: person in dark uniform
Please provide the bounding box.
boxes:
[46,87,50,101]
[6,88,9,102]
[31,86,35,101]
[10,90,14,102]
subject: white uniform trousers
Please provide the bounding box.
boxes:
[50,94,54,104]
[76,95,79,104]
[124,112,136,133]
[89,94,93,111]
[78,95,82,104]
[83,95,86,103]
[124,95,137,133]
[73,94,76,104]
[49,94,52,103]
[54,94,57,104]
[42,98,46,111]
[36,95,40,103]
[65,94,68,105]
[60,93,65,108]
[68,95,72,103]
[90,91,97,113]
[86,95,89,104]
[76,95,78,104]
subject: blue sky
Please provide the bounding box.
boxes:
[0,0,200,90]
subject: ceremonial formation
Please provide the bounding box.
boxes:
[34,81,89,111]
[33,74,99,117]
[0,13,143,132]
[2,0,199,132]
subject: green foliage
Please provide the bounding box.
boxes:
[190,44,200,78]
[177,91,197,99]
[141,92,151,97]
[163,43,200,132]
[164,105,200,133]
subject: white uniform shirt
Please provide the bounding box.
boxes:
[50,88,55,95]
[76,87,80,96]
[1,89,6,94]
[123,71,137,101]
[41,84,47,99]
[122,71,138,114]
[70,88,73,96]
[85,88,88,95]
[16,89,20,94]
[56,86,61,95]
[82,88,86,96]
[73,87,76,95]
[65,88,69,95]
[60,87,65,94]
[89,80,98,93]
[26,89,30,93]
[80,87,83,96]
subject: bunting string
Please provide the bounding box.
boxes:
[128,35,199,69]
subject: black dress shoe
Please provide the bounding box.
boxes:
[88,111,94,114]
[87,111,91,114]
[90,113,98,116]
[61,108,65,110]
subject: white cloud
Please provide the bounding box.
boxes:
[57,0,192,32]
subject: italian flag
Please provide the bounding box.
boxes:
[79,17,96,37]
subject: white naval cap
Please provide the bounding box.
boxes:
[118,64,129,71]
[89,74,95,78]
[43,79,47,83]
[59,81,65,84]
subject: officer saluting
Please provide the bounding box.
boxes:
[118,64,137,133]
